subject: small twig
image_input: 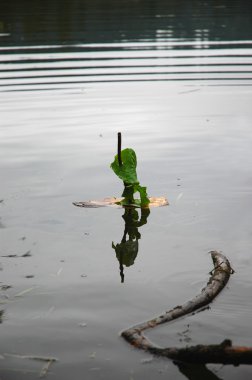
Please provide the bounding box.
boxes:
[14,287,35,298]
[3,353,57,378]
[3,353,58,362]
[117,132,122,167]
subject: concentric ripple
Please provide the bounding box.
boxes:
[0,40,252,92]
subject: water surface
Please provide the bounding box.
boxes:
[1,1,252,379]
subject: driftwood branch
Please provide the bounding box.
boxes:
[121,251,252,364]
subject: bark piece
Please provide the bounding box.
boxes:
[73,196,168,208]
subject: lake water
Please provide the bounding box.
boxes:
[1,1,252,379]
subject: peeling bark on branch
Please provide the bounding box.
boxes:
[121,251,252,364]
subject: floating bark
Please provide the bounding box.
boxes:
[73,196,168,208]
[121,251,252,365]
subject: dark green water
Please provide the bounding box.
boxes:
[1,0,252,90]
[1,1,252,379]
[1,0,252,45]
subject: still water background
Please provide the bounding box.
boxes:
[1,1,252,379]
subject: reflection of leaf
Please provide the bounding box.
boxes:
[73,197,168,209]
[110,148,138,184]
[112,240,138,267]
[112,207,150,283]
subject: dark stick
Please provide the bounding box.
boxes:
[119,255,125,283]
[118,132,122,166]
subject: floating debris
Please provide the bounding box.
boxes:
[45,306,55,317]
[14,287,35,298]
[78,322,87,327]
[1,254,18,258]
[3,353,57,378]
[3,353,57,362]
[1,251,32,258]
[56,268,63,276]
[178,325,192,343]
[175,192,183,203]
[22,251,32,257]
[89,352,96,359]
[0,285,12,290]
[140,357,153,364]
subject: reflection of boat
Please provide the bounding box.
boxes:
[112,208,150,283]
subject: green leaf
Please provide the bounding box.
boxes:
[110,146,150,208]
[110,148,138,185]
[121,184,135,204]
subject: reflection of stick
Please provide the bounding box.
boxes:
[40,359,54,378]
[118,132,122,166]
[119,257,125,284]
[118,212,130,283]
[176,362,222,380]
[121,252,252,364]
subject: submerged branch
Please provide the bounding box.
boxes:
[121,251,252,365]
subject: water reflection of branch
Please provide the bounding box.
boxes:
[175,362,222,380]
[112,207,150,283]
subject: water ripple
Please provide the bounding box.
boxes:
[0,41,252,92]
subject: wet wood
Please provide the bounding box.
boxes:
[121,252,252,365]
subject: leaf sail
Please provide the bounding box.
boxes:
[110,148,150,207]
[110,148,138,184]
